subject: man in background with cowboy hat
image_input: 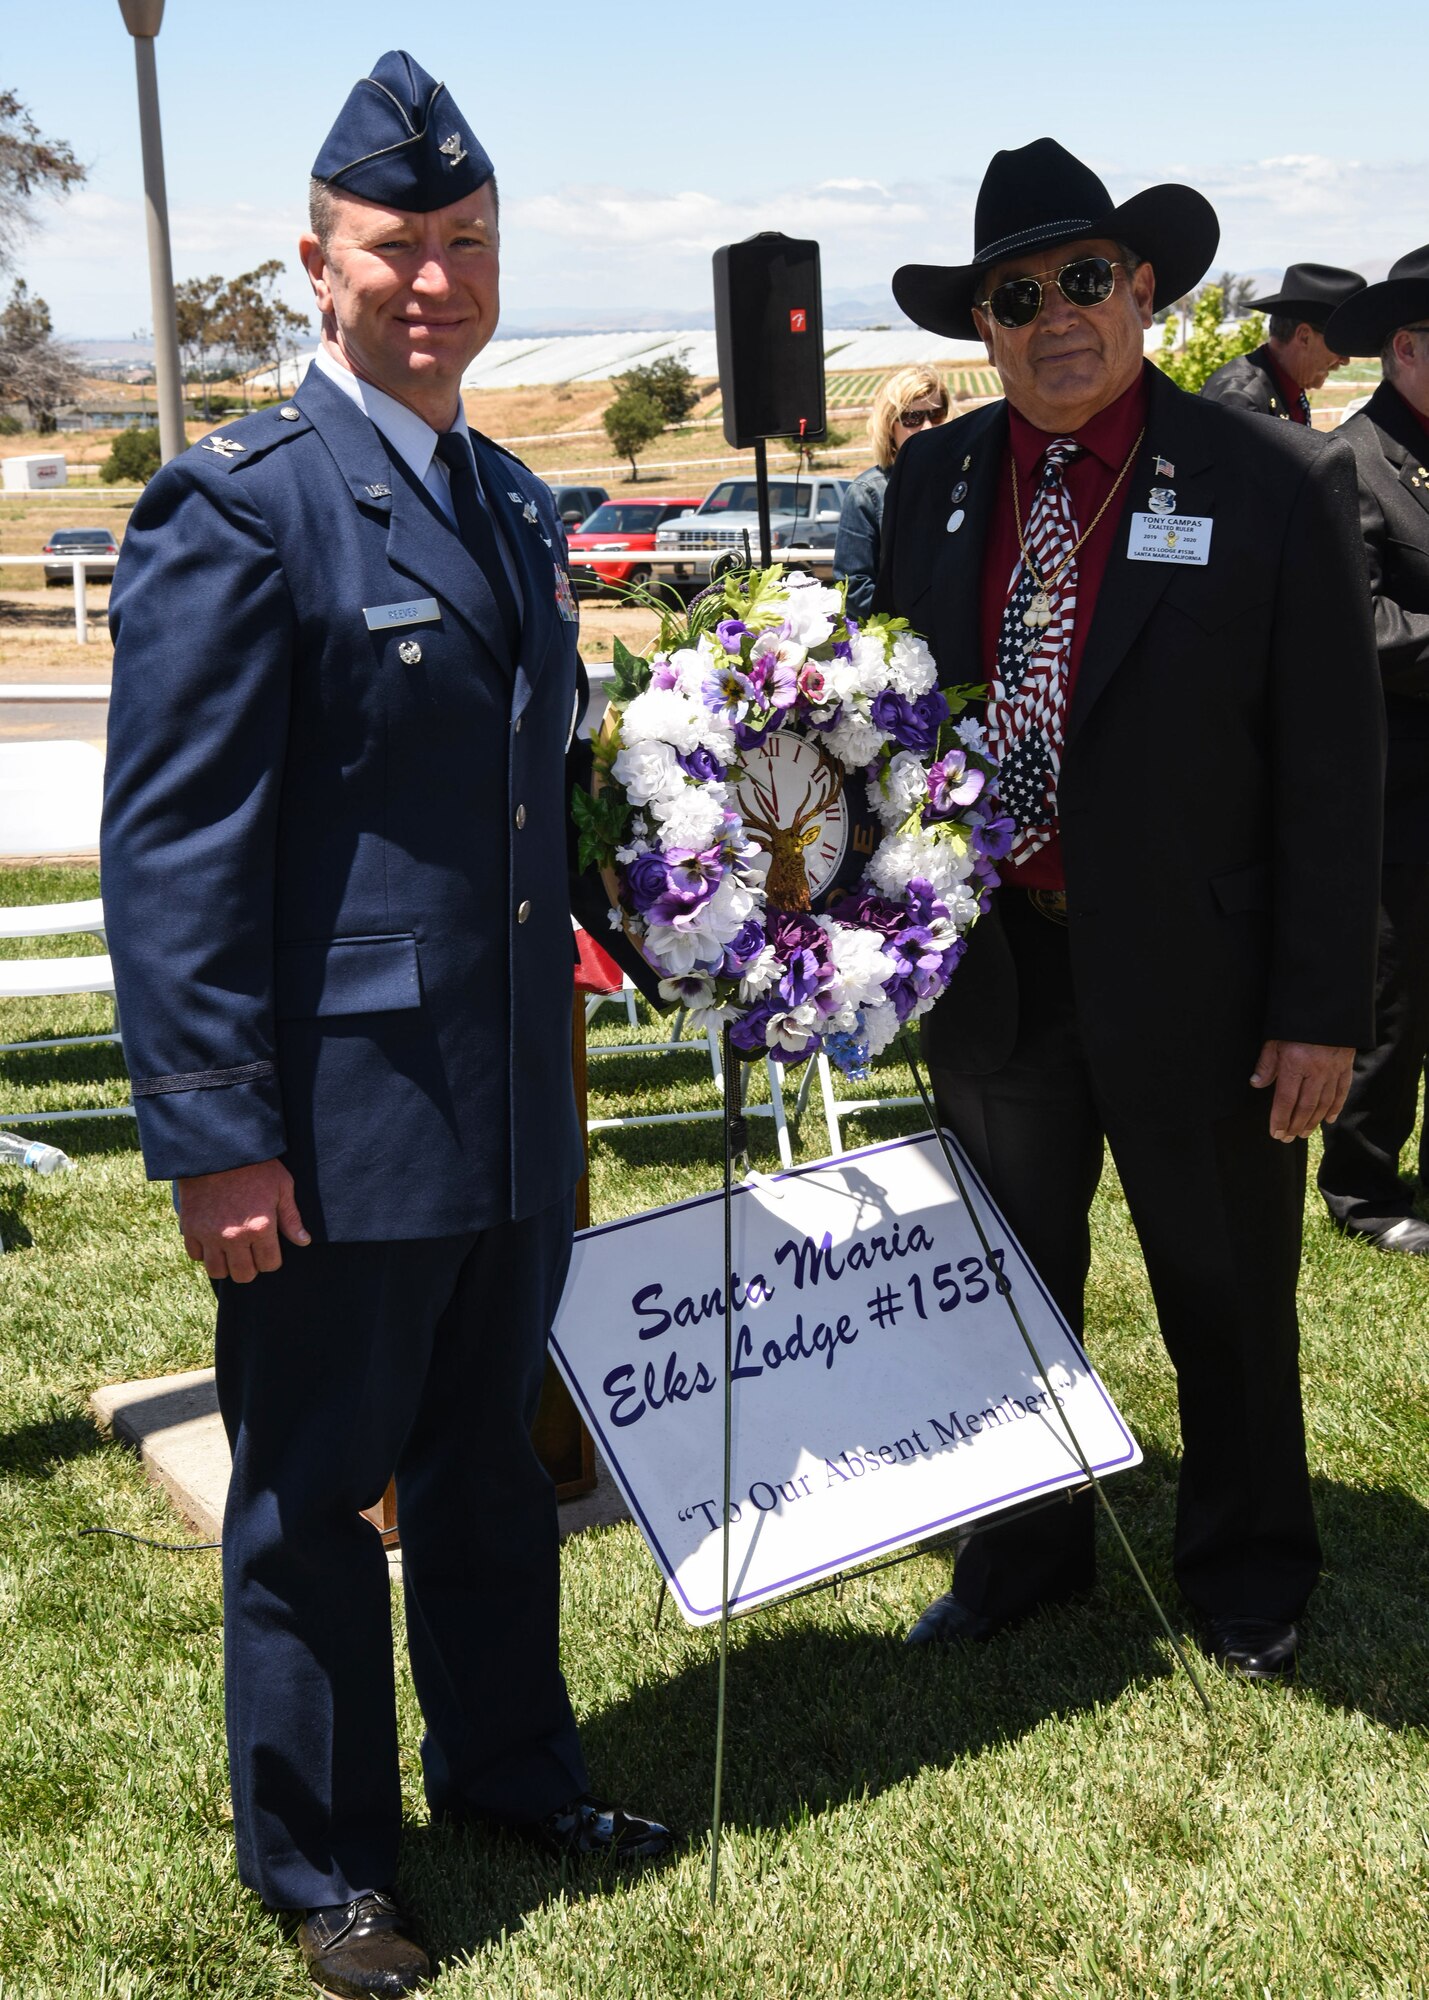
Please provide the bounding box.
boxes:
[876,138,1382,1680]
[1202,262,1364,422]
[102,49,669,1999]
[1314,251,1429,1254]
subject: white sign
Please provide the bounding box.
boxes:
[1126,510,1213,565]
[551,1130,1140,1625]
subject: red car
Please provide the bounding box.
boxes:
[566,497,702,595]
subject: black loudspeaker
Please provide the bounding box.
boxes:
[712,233,826,449]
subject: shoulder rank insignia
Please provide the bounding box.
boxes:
[202,435,246,458]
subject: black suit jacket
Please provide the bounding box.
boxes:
[1201,345,1298,421]
[874,364,1384,1119]
[1338,382,1429,861]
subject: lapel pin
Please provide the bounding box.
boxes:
[946,508,965,534]
[398,639,422,665]
[961,454,972,472]
[950,480,969,505]
[365,482,392,499]
[1148,487,1176,515]
[1154,455,1174,480]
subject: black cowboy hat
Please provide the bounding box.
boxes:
[1324,246,1429,357]
[1249,263,1365,327]
[893,137,1219,342]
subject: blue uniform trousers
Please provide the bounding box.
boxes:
[214,1195,587,1910]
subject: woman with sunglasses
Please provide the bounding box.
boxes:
[833,364,949,614]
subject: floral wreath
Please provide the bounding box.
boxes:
[573,567,1010,1080]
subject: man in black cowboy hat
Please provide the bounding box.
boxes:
[877,138,1383,1680]
[1202,262,1364,422]
[1314,250,1429,1254]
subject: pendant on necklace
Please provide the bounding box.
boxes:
[1023,590,1052,629]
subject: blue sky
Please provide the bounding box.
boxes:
[5,0,1424,339]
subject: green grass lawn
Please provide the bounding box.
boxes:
[2,866,1426,1999]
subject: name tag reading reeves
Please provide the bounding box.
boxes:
[363,596,442,631]
[550,1132,1141,1623]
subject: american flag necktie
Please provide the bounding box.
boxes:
[988,438,1081,860]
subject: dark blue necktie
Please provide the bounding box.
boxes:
[434,431,520,658]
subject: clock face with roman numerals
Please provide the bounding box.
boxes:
[733,731,880,912]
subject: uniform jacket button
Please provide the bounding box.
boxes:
[515,803,526,830]
[517,899,531,923]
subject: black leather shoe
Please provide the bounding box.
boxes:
[532,1794,674,1865]
[1200,1616,1299,1682]
[1338,1215,1429,1256]
[904,1591,1004,1647]
[299,1892,429,1998]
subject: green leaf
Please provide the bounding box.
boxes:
[571,781,631,875]
[609,636,651,705]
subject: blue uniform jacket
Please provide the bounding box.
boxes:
[102,367,584,1242]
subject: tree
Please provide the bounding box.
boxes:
[0,89,85,274]
[616,350,700,425]
[603,386,665,481]
[100,426,162,485]
[1208,270,1259,320]
[216,261,309,405]
[175,274,229,420]
[1156,287,1265,395]
[0,278,85,431]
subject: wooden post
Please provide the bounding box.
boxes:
[364,995,598,1545]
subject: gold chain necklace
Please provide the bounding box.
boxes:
[1011,425,1145,630]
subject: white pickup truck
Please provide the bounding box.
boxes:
[653,473,850,584]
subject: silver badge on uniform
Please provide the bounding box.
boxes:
[278,405,301,421]
[950,480,969,504]
[363,596,442,632]
[439,133,468,168]
[202,436,245,458]
[1147,487,1176,515]
[398,639,423,665]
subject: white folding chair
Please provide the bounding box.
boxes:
[0,741,132,1126]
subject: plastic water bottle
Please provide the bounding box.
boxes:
[0,1131,72,1174]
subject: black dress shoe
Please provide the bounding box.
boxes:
[299,1892,429,1998]
[904,1591,1004,1647]
[532,1794,674,1865]
[1200,1616,1299,1682]
[1339,1215,1429,1256]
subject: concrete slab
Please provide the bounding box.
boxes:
[89,1367,632,1549]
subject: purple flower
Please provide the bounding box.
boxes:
[623,849,671,914]
[972,813,1016,862]
[677,745,727,783]
[733,709,780,751]
[650,658,679,689]
[923,748,986,821]
[645,844,724,924]
[829,887,905,940]
[716,618,749,655]
[870,688,947,756]
[719,919,766,976]
[767,909,827,960]
[703,662,755,715]
[729,1000,780,1057]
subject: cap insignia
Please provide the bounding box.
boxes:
[439,133,468,169]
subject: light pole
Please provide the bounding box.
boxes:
[118,0,186,462]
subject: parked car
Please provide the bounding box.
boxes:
[42,526,120,585]
[545,483,609,529]
[653,475,850,584]
[566,497,703,595]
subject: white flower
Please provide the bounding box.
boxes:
[649,785,727,852]
[849,631,891,696]
[614,839,650,864]
[781,575,841,648]
[886,631,937,698]
[763,1002,822,1053]
[643,923,724,974]
[862,1000,901,1058]
[611,738,685,806]
[823,711,889,769]
[823,920,892,1009]
[738,945,779,1001]
[867,825,974,904]
[670,643,716,699]
[870,750,928,830]
[955,715,988,754]
[620,686,705,754]
[658,974,720,1021]
[606,906,623,931]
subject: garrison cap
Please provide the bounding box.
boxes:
[311,50,493,212]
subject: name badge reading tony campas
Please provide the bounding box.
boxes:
[363,597,442,632]
[1126,514,1213,566]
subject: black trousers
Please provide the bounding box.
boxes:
[1318,862,1429,1228]
[214,1196,587,1910]
[928,892,1320,1627]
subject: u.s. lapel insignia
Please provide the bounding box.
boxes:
[202,436,245,458]
[365,482,392,499]
[522,500,539,524]
[553,562,579,622]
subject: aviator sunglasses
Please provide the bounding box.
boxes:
[896,405,944,428]
[978,255,1125,330]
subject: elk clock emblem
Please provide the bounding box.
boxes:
[735,732,880,914]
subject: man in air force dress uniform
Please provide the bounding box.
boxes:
[101,51,668,2000]
[877,140,1382,1683]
